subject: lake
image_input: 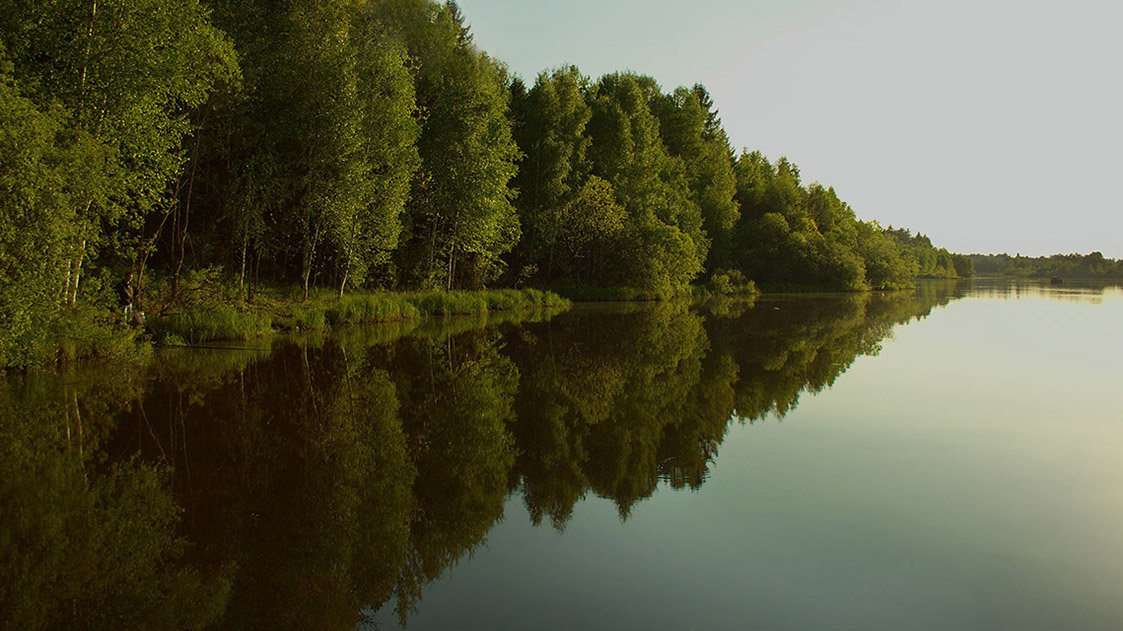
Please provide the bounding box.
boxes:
[2,280,1121,630]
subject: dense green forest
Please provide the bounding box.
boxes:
[1,0,973,368]
[969,252,1123,278]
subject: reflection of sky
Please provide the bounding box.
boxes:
[457,0,1123,259]
[371,283,1123,630]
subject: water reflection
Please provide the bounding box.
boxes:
[0,284,966,629]
[963,278,1123,304]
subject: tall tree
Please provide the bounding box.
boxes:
[193,0,420,298]
[650,84,739,272]
[374,0,521,290]
[0,48,85,366]
[585,73,707,294]
[337,12,421,293]
[0,0,236,303]
[508,65,592,282]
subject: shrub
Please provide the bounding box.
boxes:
[51,308,149,363]
[707,269,756,296]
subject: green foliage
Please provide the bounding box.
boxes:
[550,177,630,286]
[508,65,593,282]
[0,55,147,368]
[284,306,328,332]
[408,290,488,317]
[856,222,917,289]
[339,11,423,292]
[0,0,998,369]
[650,84,740,271]
[586,73,708,294]
[0,50,75,366]
[483,288,547,311]
[885,228,966,279]
[0,0,236,277]
[374,0,520,290]
[707,269,756,295]
[731,152,926,290]
[51,307,149,363]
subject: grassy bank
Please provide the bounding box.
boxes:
[154,287,570,346]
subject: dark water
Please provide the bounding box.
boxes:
[2,280,1121,630]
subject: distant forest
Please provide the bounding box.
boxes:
[0,0,1110,367]
[969,252,1122,278]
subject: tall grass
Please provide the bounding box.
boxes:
[406,291,488,317]
[160,287,568,344]
[325,294,422,325]
[165,306,273,344]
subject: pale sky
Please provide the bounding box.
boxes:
[457,0,1122,258]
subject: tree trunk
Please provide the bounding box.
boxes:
[67,2,95,308]
[446,209,461,291]
[239,226,248,291]
[172,107,208,301]
[250,249,261,300]
[302,222,320,301]
[301,252,312,300]
[426,219,438,286]
[77,0,97,123]
[63,260,72,306]
[68,239,86,306]
[446,248,455,292]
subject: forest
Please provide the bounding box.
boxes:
[968,252,1123,278]
[3,0,976,368]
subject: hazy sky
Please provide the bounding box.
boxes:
[456,0,1122,257]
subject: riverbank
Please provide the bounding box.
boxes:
[157,288,571,345]
[11,271,941,371]
[1,287,571,371]
[9,275,931,371]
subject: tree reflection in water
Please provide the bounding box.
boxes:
[0,283,964,629]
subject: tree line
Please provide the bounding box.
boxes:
[969,251,1122,278]
[1,0,969,367]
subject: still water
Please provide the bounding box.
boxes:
[2,280,1121,630]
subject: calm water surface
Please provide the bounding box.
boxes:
[2,280,1120,629]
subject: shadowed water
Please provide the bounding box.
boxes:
[3,280,1121,630]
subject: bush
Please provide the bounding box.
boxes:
[707,269,756,296]
[51,308,149,363]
